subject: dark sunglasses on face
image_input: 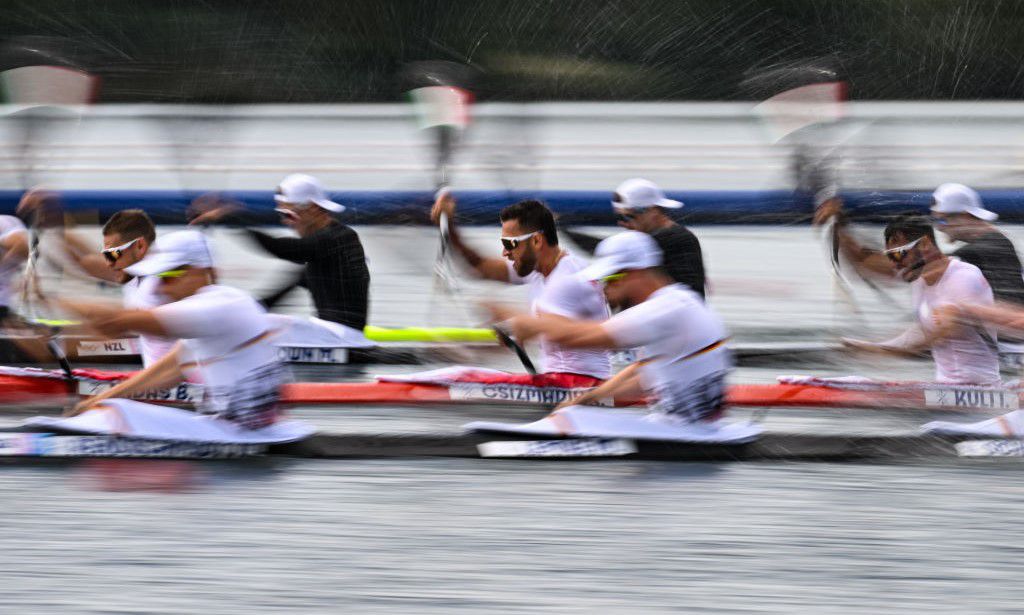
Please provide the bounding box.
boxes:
[615,209,647,224]
[101,237,141,264]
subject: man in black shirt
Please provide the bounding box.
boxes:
[929,183,1024,307]
[611,178,706,299]
[192,174,371,344]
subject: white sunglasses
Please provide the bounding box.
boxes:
[101,237,141,263]
[500,231,538,251]
[883,237,924,262]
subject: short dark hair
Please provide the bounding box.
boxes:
[499,200,558,245]
[103,209,156,245]
[884,214,935,245]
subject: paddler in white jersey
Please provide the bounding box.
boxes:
[841,215,1001,385]
[431,192,610,386]
[0,213,29,321]
[57,206,214,367]
[467,231,758,443]
[920,300,1024,438]
[49,234,311,443]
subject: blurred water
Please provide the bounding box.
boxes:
[3,225,1023,614]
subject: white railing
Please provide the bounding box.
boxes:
[1,102,1023,191]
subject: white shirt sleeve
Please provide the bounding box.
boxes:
[152,292,229,339]
[602,295,677,349]
[0,216,26,241]
[535,274,604,319]
[934,265,994,308]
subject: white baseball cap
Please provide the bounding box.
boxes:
[612,178,682,210]
[126,230,215,276]
[275,173,345,213]
[579,231,663,281]
[931,183,996,221]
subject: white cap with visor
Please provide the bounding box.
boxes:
[612,178,683,211]
[275,173,345,213]
[125,230,215,277]
[931,183,997,221]
[579,231,663,281]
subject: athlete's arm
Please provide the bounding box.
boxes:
[831,223,896,278]
[61,230,128,283]
[507,312,616,348]
[430,190,509,282]
[59,301,169,338]
[952,301,1024,334]
[841,325,929,357]
[556,362,642,410]
[814,199,895,278]
[68,343,184,416]
[242,229,318,264]
[0,229,28,267]
[260,271,304,309]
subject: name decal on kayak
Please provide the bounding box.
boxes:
[923,388,1019,410]
[449,384,609,406]
[77,381,202,404]
[76,339,139,356]
[277,346,349,364]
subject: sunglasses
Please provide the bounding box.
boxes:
[883,237,924,263]
[156,268,189,280]
[101,237,141,264]
[929,215,948,226]
[500,231,537,251]
[274,207,299,219]
[600,272,627,285]
[614,209,647,224]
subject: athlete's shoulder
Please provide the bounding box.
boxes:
[0,214,26,234]
[949,257,988,279]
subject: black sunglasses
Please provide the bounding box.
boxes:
[615,209,647,224]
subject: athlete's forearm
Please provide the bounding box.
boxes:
[446,219,508,282]
[572,363,641,405]
[84,345,184,402]
[51,231,122,283]
[524,313,616,348]
[963,302,1024,332]
[833,225,895,277]
[61,301,169,337]
[0,232,28,266]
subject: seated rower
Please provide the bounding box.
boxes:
[189,174,372,349]
[491,231,736,432]
[431,192,610,387]
[50,238,311,443]
[27,190,216,364]
[0,211,29,322]
[922,301,1024,438]
[840,215,1001,386]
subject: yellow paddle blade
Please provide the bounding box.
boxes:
[30,318,81,327]
[364,325,497,343]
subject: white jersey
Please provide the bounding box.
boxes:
[912,258,1000,385]
[124,230,216,366]
[507,253,611,379]
[123,274,176,366]
[0,215,27,307]
[602,284,731,421]
[153,284,283,427]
